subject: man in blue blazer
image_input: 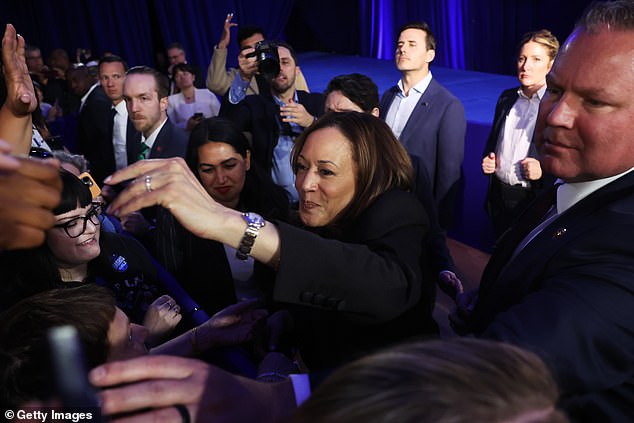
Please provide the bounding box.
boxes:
[380,22,466,229]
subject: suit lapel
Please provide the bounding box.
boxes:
[473,170,634,331]
[399,79,437,144]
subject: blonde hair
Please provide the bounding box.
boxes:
[518,29,560,62]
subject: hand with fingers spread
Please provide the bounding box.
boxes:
[143,294,183,347]
[0,146,62,250]
[217,13,237,50]
[280,102,315,128]
[1,23,37,153]
[90,355,296,423]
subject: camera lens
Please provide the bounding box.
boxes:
[82,176,93,186]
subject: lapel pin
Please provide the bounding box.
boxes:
[553,228,567,239]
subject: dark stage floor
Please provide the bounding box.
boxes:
[298,52,518,252]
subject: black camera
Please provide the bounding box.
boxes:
[246,40,280,80]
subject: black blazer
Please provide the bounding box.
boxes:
[482,88,552,212]
[76,85,111,184]
[470,171,634,422]
[380,78,466,228]
[128,118,188,163]
[272,189,438,370]
[219,90,324,173]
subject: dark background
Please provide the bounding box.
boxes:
[0,0,593,77]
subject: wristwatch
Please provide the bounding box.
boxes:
[236,212,266,261]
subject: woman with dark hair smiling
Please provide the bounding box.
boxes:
[152,117,289,315]
[0,171,181,347]
[107,111,436,370]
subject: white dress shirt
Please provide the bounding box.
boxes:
[384,72,433,139]
[495,86,545,186]
[167,89,221,129]
[112,100,129,169]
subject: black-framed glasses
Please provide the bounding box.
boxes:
[54,202,102,238]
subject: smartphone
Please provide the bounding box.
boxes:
[79,171,102,199]
[47,326,100,408]
[193,112,203,119]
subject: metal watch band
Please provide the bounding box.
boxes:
[236,212,265,261]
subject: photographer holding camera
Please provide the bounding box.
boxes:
[220,40,323,203]
[206,14,309,97]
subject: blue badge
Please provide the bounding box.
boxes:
[112,254,129,272]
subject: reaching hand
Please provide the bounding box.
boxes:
[143,295,182,347]
[1,24,37,117]
[217,13,237,49]
[105,158,224,240]
[0,150,61,250]
[194,299,268,350]
[90,355,296,422]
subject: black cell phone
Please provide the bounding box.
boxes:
[193,112,203,119]
[47,325,100,408]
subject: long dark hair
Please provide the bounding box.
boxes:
[186,116,289,219]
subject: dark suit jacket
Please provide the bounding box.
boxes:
[470,172,634,422]
[128,118,188,163]
[380,78,466,229]
[76,85,113,184]
[219,90,324,173]
[410,154,454,275]
[272,189,438,370]
[88,111,138,185]
[482,87,551,215]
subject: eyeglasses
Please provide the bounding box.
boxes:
[29,147,53,159]
[54,203,102,238]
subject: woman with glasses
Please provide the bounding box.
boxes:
[0,171,180,346]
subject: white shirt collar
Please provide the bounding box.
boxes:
[517,85,546,101]
[557,167,634,214]
[397,71,433,97]
[142,117,168,150]
[113,99,127,115]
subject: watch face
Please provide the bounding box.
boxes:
[244,212,265,227]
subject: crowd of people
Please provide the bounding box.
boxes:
[0,1,632,422]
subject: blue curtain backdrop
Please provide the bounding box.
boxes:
[0,0,592,75]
